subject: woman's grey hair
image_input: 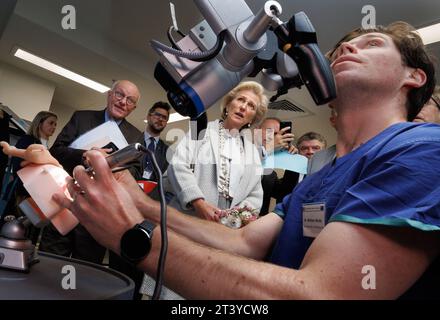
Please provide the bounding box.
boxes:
[220,81,268,128]
[28,111,58,139]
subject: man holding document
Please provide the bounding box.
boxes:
[40,80,143,266]
[49,80,142,176]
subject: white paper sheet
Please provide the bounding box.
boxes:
[69,121,128,150]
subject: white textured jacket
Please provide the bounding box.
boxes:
[167,120,263,215]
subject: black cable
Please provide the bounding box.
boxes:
[176,29,186,38]
[138,145,167,300]
[190,30,226,62]
[167,26,186,50]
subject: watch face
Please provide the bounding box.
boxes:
[121,228,152,261]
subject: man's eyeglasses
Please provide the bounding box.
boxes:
[431,97,440,111]
[112,90,138,106]
[150,111,169,121]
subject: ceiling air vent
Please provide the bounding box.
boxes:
[268,99,306,113]
[267,98,314,118]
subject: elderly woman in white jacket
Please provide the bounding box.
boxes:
[168,81,268,221]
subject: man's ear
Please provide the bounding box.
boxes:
[404,68,427,89]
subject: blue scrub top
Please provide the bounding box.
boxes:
[270,122,440,270]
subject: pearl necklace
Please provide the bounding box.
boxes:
[218,121,230,199]
[218,121,244,200]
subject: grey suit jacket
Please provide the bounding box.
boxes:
[167,120,263,215]
[50,109,143,176]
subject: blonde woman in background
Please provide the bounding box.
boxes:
[11,111,58,242]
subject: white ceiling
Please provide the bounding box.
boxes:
[0,0,439,139]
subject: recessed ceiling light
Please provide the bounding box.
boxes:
[144,112,189,124]
[13,48,111,93]
[168,112,190,123]
[416,22,440,45]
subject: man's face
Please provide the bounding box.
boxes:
[107,81,139,120]
[330,32,408,96]
[298,139,325,159]
[413,98,440,124]
[146,107,169,134]
[259,119,280,148]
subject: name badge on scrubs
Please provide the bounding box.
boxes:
[302,202,326,238]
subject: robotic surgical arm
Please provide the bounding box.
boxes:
[151,0,336,122]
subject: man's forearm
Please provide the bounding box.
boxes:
[136,197,242,252]
[139,228,309,300]
[135,195,271,259]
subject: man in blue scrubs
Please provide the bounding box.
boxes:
[54,21,439,299]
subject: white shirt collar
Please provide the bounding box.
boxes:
[40,138,49,149]
[144,131,160,145]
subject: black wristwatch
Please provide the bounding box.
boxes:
[120,219,156,265]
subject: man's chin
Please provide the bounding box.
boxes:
[109,106,128,119]
[110,112,126,120]
[150,126,164,134]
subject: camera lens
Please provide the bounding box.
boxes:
[168,91,199,118]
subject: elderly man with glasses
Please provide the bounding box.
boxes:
[50,79,142,175]
[40,80,144,299]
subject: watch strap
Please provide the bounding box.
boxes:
[138,219,156,235]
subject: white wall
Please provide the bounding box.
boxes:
[0,62,55,121]
[289,114,337,147]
